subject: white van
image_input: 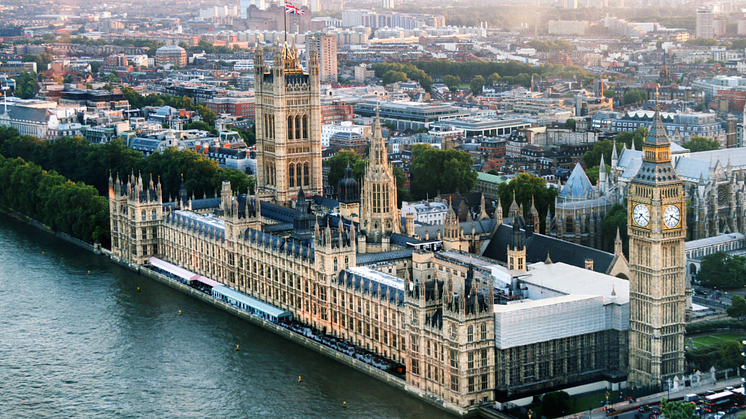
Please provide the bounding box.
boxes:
[684,394,700,403]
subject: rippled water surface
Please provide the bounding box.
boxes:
[0,214,453,418]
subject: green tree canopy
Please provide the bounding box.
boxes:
[623,89,649,105]
[324,149,366,189]
[442,75,461,91]
[716,340,743,370]
[0,154,109,244]
[487,72,500,86]
[682,136,719,152]
[582,139,622,169]
[213,168,255,195]
[410,144,477,200]
[496,173,559,233]
[696,251,746,289]
[564,118,576,130]
[382,70,408,85]
[727,295,746,319]
[183,121,217,135]
[615,127,648,151]
[470,75,485,95]
[196,104,217,127]
[603,89,616,98]
[541,391,572,418]
[527,39,576,52]
[585,166,599,184]
[12,72,38,99]
[602,203,628,256]
[660,398,696,419]
[687,37,718,47]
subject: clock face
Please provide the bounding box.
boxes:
[633,204,650,227]
[664,205,681,228]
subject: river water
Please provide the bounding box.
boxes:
[0,213,454,418]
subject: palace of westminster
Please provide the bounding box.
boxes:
[108,41,688,411]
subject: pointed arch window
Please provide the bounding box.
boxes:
[303,162,309,186]
[287,115,293,140]
[302,114,308,138]
[288,163,295,187]
[296,163,302,188]
[295,115,301,140]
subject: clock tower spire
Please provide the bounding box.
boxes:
[627,91,686,387]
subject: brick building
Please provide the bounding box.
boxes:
[321,102,353,124]
[206,95,256,118]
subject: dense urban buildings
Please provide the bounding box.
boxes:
[5,0,733,415]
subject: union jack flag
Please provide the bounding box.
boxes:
[285,0,306,15]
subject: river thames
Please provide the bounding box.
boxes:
[0,213,454,418]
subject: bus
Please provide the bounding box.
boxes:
[703,390,745,413]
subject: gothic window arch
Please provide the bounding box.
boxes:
[480,323,487,340]
[303,162,309,186]
[296,164,302,188]
[302,114,308,138]
[467,325,474,342]
[288,163,295,187]
[141,210,146,221]
[287,115,294,140]
[295,115,301,140]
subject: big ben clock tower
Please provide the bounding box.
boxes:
[627,101,686,388]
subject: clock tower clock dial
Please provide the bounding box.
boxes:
[627,101,687,387]
[633,204,649,227]
[664,205,681,228]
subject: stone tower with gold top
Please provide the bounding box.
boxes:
[254,38,323,206]
[627,98,686,388]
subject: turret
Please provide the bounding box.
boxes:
[507,218,526,271]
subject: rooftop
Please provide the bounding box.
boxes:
[524,261,630,304]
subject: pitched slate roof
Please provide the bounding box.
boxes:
[482,222,615,274]
[356,249,414,265]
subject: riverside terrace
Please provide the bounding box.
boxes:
[147,257,405,374]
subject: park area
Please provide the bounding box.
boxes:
[689,333,746,349]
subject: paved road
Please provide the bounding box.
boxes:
[561,377,746,419]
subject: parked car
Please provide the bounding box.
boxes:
[639,406,651,413]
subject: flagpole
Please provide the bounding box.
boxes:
[284,3,287,43]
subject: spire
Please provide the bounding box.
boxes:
[599,154,606,173]
[631,140,636,151]
[545,251,552,264]
[614,227,623,256]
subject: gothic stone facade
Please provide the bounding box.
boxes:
[254,42,323,206]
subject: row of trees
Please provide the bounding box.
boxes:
[527,39,576,52]
[371,61,588,91]
[686,339,743,372]
[370,63,433,92]
[0,154,109,244]
[0,127,255,207]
